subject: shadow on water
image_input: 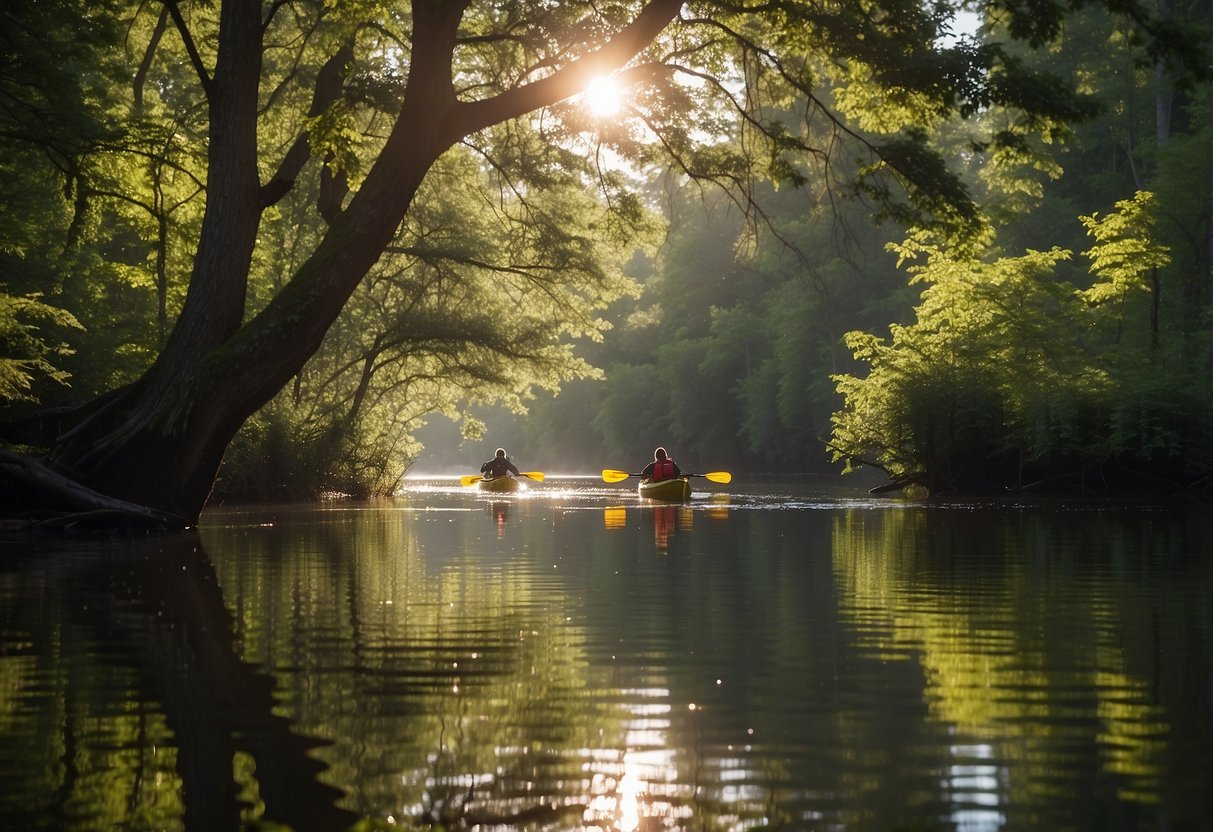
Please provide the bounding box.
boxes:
[0,535,357,832]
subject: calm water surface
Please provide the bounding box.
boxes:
[1,476,1210,831]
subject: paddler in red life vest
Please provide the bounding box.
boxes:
[641,447,682,482]
[481,448,520,479]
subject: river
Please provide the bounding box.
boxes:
[1,475,1210,831]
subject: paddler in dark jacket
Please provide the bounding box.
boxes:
[481,448,520,479]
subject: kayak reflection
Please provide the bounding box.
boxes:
[653,506,675,550]
[603,505,627,529]
[488,500,509,536]
[603,505,705,551]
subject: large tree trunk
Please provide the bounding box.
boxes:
[44,2,469,524]
[25,0,269,524]
[45,141,450,521]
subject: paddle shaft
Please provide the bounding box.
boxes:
[602,468,730,484]
[462,470,544,486]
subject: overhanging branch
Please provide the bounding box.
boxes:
[451,0,685,138]
[261,41,355,209]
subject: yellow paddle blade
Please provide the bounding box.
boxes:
[520,471,545,482]
[700,471,732,484]
[460,474,484,486]
[601,469,633,483]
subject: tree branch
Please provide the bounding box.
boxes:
[450,0,684,138]
[161,0,213,96]
[262,0,292,32]
[260,41,355,208]
[0,447,184,530]
[133,5,170,111]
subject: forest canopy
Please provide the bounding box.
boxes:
[1,0,1209,527]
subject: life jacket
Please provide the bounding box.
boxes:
[650,458,676,482]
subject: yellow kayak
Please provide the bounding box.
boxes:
[637,476,690,502]
[478,476,522,493]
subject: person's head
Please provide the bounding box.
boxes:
[654,447,668,460]
[495,448,506,458]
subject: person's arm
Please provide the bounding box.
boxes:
[641,462,654,479]
[480,461,490,473]
[672,461,682,476]
[507,460,519,476]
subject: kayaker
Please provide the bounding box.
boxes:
[481,448,520,479]
[641,447,681,482]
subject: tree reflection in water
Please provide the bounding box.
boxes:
[0,534,356,831]
[2,490,1209,831]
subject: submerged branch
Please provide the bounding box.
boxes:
[0,447,184,532]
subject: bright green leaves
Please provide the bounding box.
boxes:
[831,191,1196,492]
[830,239,1081,488]
[0,293,83,403]
[831,65,942,135]
[307,101,366,183]
[1080,191,1169,306]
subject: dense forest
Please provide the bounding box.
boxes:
[1,1,1210,523]
[468,5,1213,496]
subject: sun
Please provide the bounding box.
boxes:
[584,76,623,117]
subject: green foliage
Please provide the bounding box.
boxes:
[497,2,1213,492]
[307,101,366,181]
[571,181,912,471]
[591,362,670,459]
[861,130,980,231]
[0,293,82,402]
[815,2,1213,494]
[0,0,205,408]
[1080,190,1169,306]
[831,190,1209,492]
[831,241,1084,489]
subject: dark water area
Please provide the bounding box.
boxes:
[1,476,1211,831]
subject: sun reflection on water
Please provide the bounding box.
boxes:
[617,770,641,831]
[582,687,691,829]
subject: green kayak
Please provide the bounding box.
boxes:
[637,476,690,502]
[478,476,522,493]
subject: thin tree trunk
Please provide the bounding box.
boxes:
[1155,0,1172,147]
[1150,266,1160,350]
